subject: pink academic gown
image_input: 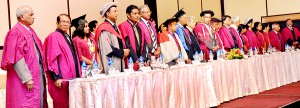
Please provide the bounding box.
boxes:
[262,32,270,50]
[118,21,145,55]
[194,22,219,60]
[139,19,158,46]
[72,36,96,62]
[255,31,266,54]
[1,23,47,108]
[241,33,250,50]
[218,26,235,50]
[245,29,258,49]
[215,31,224,50]
[229,27,243,49]
[281,27,300,43]
[269,30,284,51]
[44,30,81,108]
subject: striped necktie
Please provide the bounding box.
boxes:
[147,22,157,53]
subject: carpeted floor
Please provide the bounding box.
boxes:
[217,81,300,108]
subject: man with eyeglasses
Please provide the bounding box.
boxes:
[194,10,219,61]
[1,5,48,108]
[43,14,81,108]
[138,5,160,59]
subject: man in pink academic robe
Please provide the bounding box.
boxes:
[281,19,300,47]
[139,5,160,58]
[229,16,243,49]
[211,18,224,50]
[194,10,219,61]
[218,15,238,52]
[44,14,81,108]
[269,23,285,51]
[1,5,48,108]
[119,5,148,70]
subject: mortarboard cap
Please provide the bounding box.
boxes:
[71,14,86,28]
[211,18,222,23]
[200,10,214,17]
[173,8,186,20]
[163,18,178,28]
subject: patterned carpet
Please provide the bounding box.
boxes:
[217,81,300,108]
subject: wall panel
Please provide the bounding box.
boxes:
[157,0,178,26]
[114,0,144,25]
[224,0,266,23]
[178,0,202,22]
[202,0,221,19]
[0,0,9,46]
[268,0,300,16]
[9,0,68,42]
[69,0,112,23]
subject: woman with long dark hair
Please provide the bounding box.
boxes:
[72,19,102,69]
[262,23,270,52]
[238,24,250,54]
[244,18,259,53]
[253,22,266,54]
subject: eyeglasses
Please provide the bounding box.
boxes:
[60,21,71,24]
[141,11,152,14]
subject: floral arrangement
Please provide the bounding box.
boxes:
[225,48,244,60]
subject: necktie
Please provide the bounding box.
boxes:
[147,22,158,53]
[172,33,181,51]
[291,27,296,41]
[133,25,140,45]
[113,24,119,34]
[31,35,43,65]
[181,28,192,45]
[228,29,239,48]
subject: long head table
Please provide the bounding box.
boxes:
[69,52,300,108]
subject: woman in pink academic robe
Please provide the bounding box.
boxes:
[238,24,250,54]
[1,22,48,108]
[72,19,102,67]
[262,23,270,52]
[253,22,266,54]
[244,19,258,51]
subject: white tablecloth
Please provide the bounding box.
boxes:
[69,52,300,108]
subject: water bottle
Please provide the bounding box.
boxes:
[217,50,221,60]
[128,57,134,71]
[220,50,224,59]
[240,48,245,55]
[159,54,164,64]
[209,50,213,61]
[254,47,258,55]
[285,44,289,52]
[268,45,272,53]
[81,61,87,78]
[193,51,199,61]
[199,50,204,62]
[92,60,99,76]
[249,47,253,56]
[178,52,184,62]
[139,56,144,67]
[107,58,115,75]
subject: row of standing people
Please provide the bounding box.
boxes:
[2,2,300,108]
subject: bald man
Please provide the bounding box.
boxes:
[1,5,48,108]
